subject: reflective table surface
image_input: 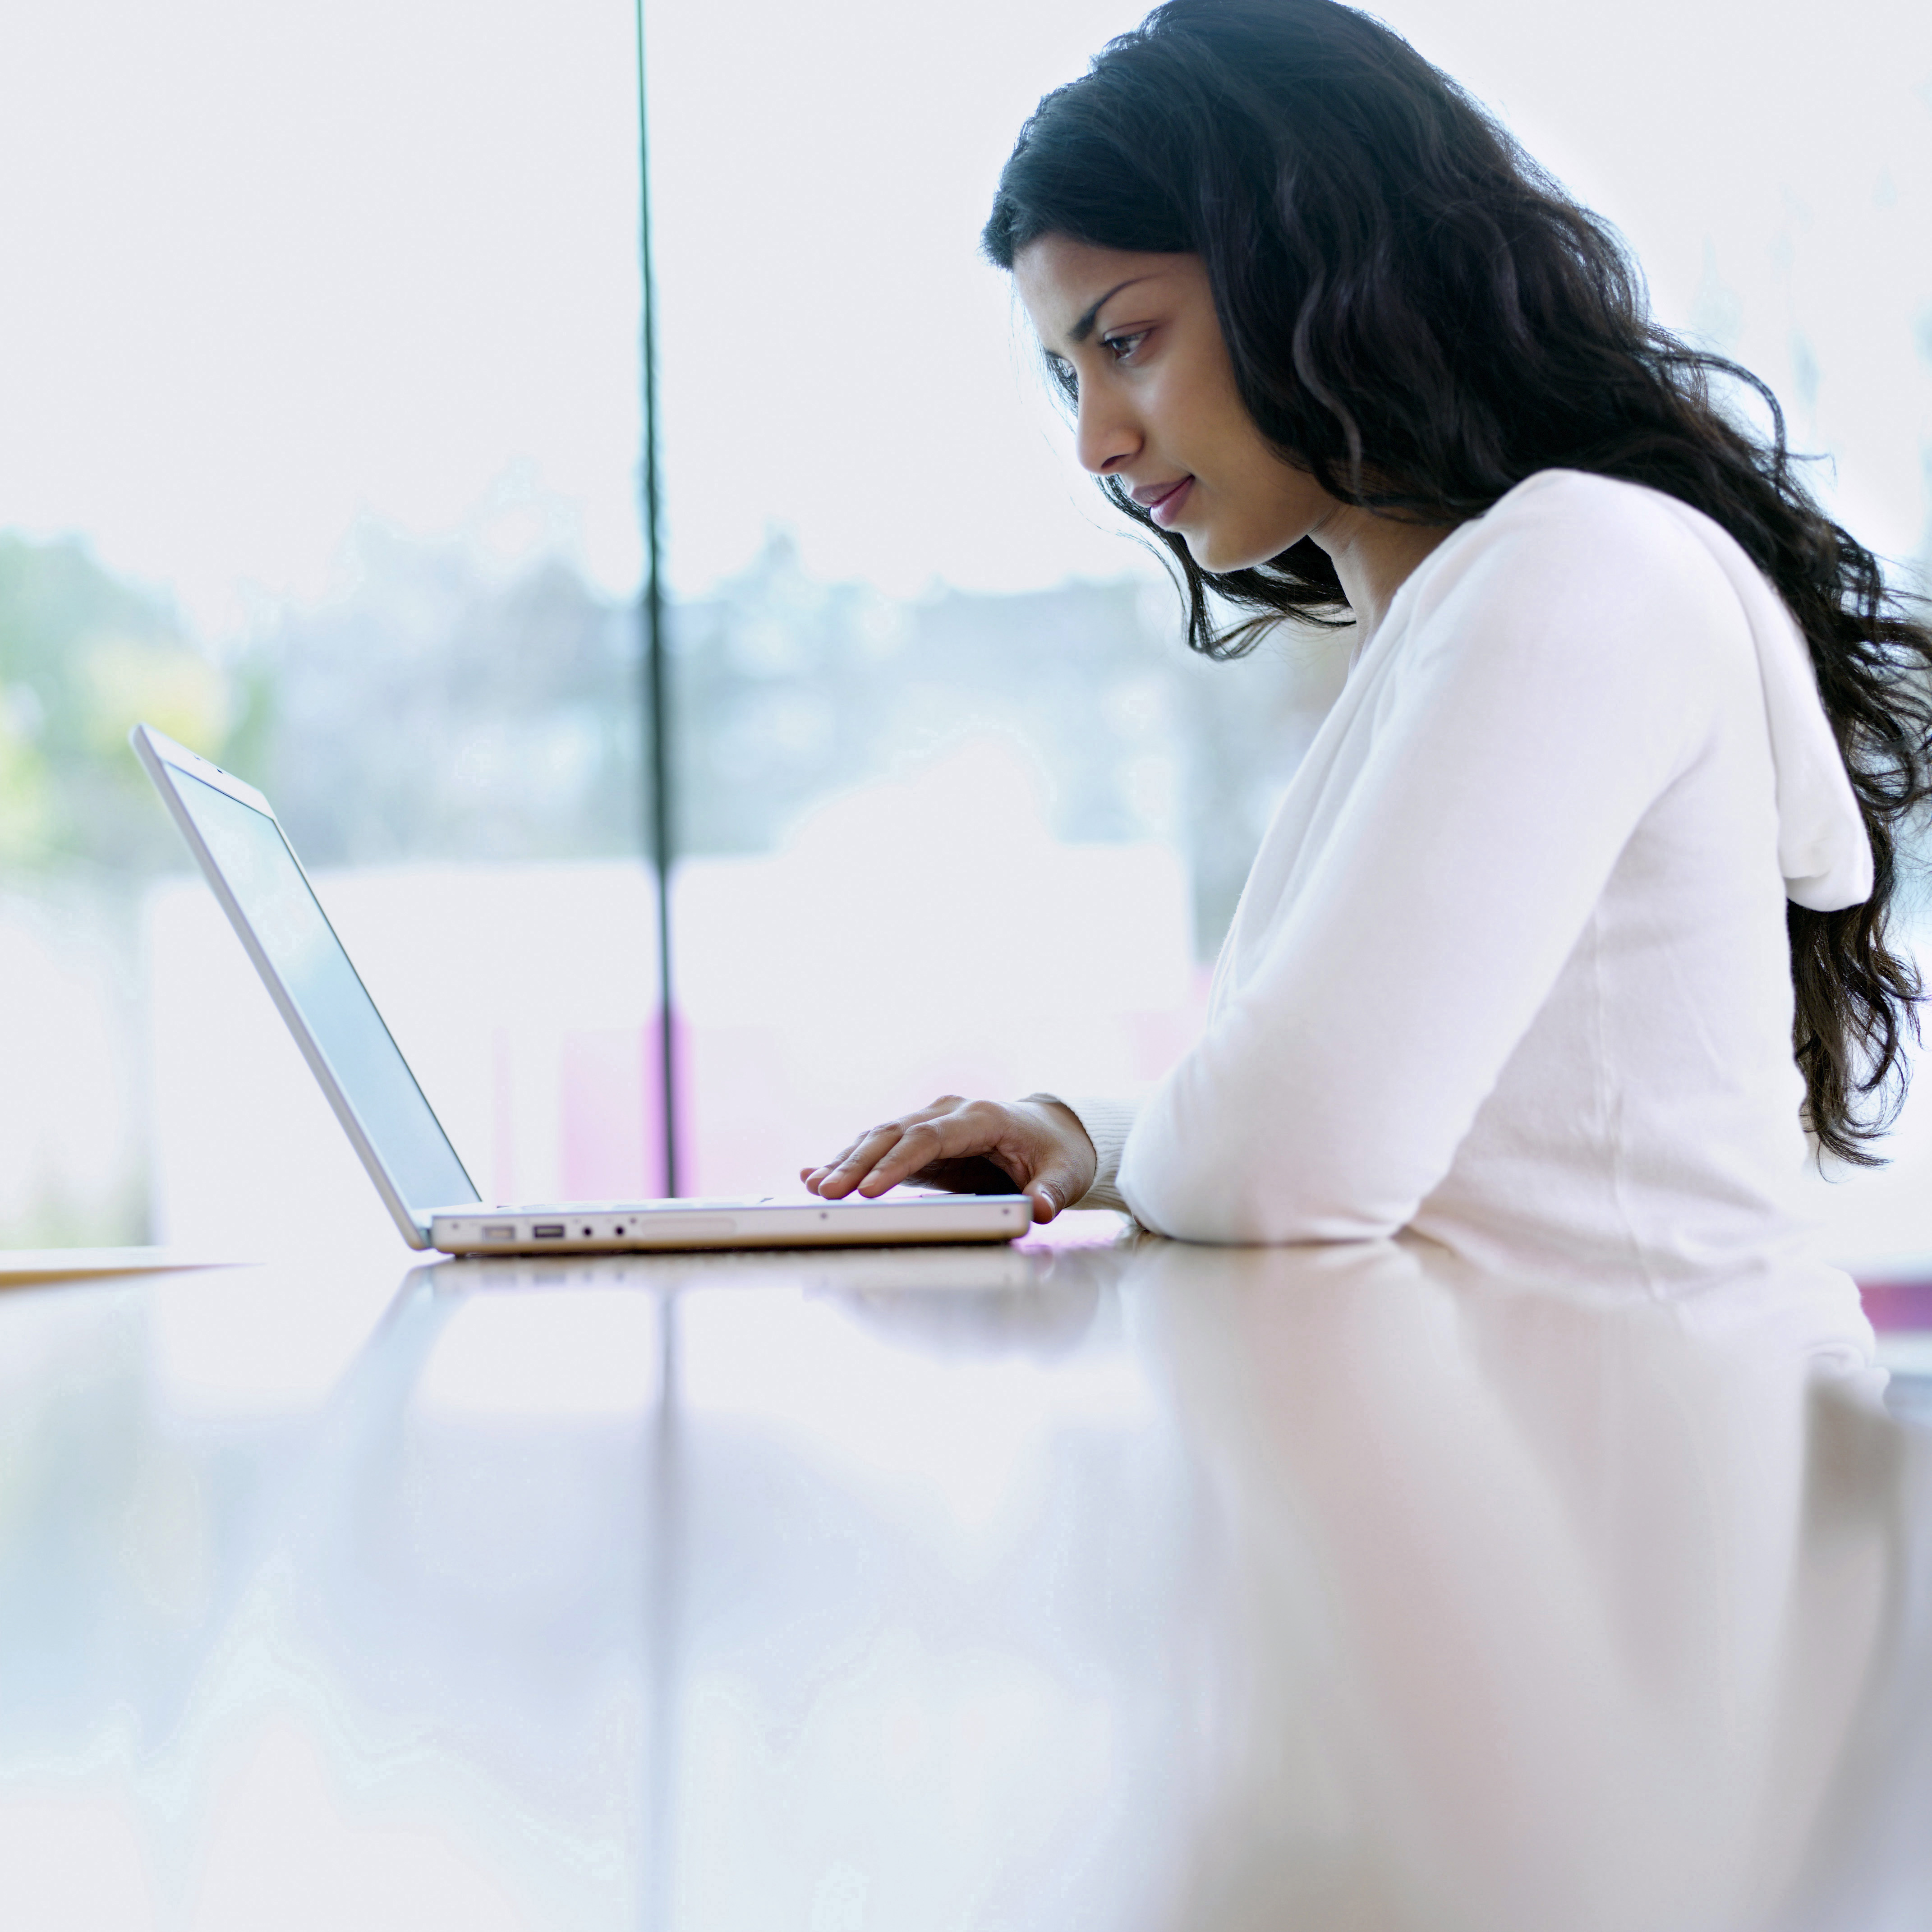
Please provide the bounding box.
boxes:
[2,1219,1928,1930]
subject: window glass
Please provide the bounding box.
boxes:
[1,0,1927,1249]
[0,0,649,1246]
[642,0,1932,1215]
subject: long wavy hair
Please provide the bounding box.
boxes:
[982,0,1932,1163]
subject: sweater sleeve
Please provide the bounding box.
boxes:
[1026,1093,1141,1213]
[1118,488,1736,1244]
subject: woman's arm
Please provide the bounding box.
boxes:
[807,480,1788,1245]
[1120,490,1734,1242]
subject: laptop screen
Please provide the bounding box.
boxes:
[169,766,480,1215]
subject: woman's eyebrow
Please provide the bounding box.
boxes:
[1066,276,1154,346]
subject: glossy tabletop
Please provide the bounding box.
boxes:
[1,1218,1928,1930]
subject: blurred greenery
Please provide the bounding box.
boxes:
[232,522,639,868]
[672,529,1342,952]
[0,517,1338,1249]
[0,533,244,878]
[0,520,1334,948]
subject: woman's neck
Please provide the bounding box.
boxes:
[1313,505,1458,646]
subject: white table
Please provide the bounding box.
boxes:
[0,1221,1926,1929]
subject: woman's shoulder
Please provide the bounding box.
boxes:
[1467,468,1738,571]
[1397,468,1759,651]
[1361,468,1772,740]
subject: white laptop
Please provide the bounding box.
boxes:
[132,724,1032,1255]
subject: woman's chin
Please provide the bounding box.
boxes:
[1176,529,1224,572]
[1185,535,1265,574]
[1174,516,1299,575]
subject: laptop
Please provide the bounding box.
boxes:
[132,724,1032,1255]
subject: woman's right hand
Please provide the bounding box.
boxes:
[800,1094,1098,1224]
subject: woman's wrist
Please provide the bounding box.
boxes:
[1021,1092,1136,1212]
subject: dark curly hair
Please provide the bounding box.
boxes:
[982,0,1932,1164]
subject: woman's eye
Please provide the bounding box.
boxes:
[1102,330,1150,362]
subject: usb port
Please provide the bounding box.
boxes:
[532,1223,566,1239]
[483,1225,516,1240]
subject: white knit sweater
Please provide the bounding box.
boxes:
[1058,470,1874,1288]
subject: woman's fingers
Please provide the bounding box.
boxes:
[800,1123,916,1198]
[838,1107,998,1198]
[799,1126,886,1193]
[866,1105,1010,1195]
[1016,1159,1082,1223]
[798,1131,866,1189]
[800,1095,1098,1223]
[802,1097,1007,1200]
[813,1127,915,1197]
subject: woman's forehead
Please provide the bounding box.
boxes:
[1011,238,1197,348]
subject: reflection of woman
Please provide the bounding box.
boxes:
[1125,1234,1887,1927]
[805,0,1932,1279]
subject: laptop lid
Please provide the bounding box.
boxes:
[132,723,480,1249]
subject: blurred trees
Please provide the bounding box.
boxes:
[0,520,1343,951]
[238,523,639,868]
[0,517,1340,1247]
[0,533,235,878]
[673,528,1343,953]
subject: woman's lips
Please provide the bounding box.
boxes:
[1137,477,1193,528]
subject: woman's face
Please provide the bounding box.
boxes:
[1012,236,1340,573]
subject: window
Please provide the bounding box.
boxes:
[2,0,1926,1248]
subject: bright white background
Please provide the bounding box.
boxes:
[0,0,1925,629]
[2,0,1930,1257]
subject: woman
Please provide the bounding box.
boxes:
[804,0,1932,1279]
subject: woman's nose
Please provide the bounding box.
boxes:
[1073,389,1137,478]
